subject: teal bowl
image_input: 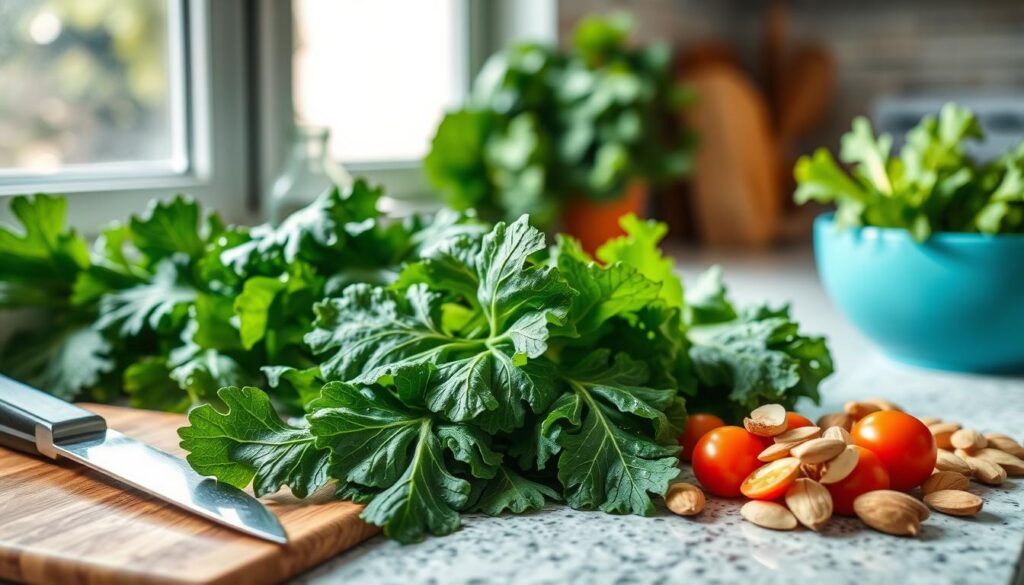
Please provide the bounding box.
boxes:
[814,213,1024,374]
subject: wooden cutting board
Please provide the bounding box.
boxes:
[0,404,379,585]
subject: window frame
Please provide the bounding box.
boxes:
[0,0,255,230]
[0,0,558,231]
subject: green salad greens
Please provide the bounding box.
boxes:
[424,14,694,227]
[795,102,1024,239]
[0,182,484,411]
[0,188,831,544]
[179,214,830,543]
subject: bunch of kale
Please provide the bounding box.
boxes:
[176,211,832,544]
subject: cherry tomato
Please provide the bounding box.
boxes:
[785,412,814,429]
[826,446,891,515]
[677,413,726,461]
[692,426,765,498]
[740,457,801,500]
[852,411,937,491]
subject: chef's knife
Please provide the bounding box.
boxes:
[0,374,288,544]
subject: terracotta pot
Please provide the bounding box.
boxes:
[561,181,649,254]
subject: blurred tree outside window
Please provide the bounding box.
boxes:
[0,0,181,173]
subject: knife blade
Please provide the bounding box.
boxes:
[0,374,287,544]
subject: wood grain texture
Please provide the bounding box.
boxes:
[0,404,379,585]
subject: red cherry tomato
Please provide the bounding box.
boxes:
[852,411,937,491]
[785,412,814,429]
[826,446,891,515]
[740,457,801,500]
[677,413,726,461]
[692,426,765,498]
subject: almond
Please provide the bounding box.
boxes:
[744,403,788,437]
[853,490,929,537]
[950,429,987,451]
[774,426,821,445]
[822,425,852,445]
[844,401,881,420]
[757,442,794,462]
[921,471,970,495]
[785,478,833,531]
[864,398,902,412]
[819,445,859,484]
[917,416,943,426]
[928,423,961,450]
[984,433,1022,453]
[816,412,853,431]
[800,462,823,481]
[791,438,846,465]
[969,448,1024,476]
[740,500,797,531]
[960,454,1007,485]
[923,490,983,517]
[935,450,972,476]
[665,482,705,516]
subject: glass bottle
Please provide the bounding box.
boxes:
[267,125,352,224]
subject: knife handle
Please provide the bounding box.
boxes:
[0,374,107,459]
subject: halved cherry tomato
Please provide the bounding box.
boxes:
[826,446,890,515]
[785,412,814,429]
[740,457,801,500]
[692,426,765,498]
[677,413,726,461]
[852,411,937,491]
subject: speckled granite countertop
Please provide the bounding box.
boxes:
[294,249,1024,585]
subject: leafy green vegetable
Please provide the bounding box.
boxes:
[795,102,1024,237]
[475,467,559,515]
[0,194,90,303]
[176,208,830,544]
[180,386,329,498]
[2,324,112,400]
[0,179,832,546]
[307,376,493,542]
[550,351,681,515]
[0,182,483,409]
[426,15,694,226]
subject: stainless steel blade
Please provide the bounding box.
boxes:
[56,430,288,544]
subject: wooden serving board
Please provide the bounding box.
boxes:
[0,404,379,585]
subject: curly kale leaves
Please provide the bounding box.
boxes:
[306,216,572,432]
[544,351,681,515]
[179,386,329,498]
[0,188,834,545]
[0,184,482,409]
[175,209,831,544]
[307,376,500,542]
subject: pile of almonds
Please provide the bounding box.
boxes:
[664,398,1023,537]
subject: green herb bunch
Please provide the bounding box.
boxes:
[178,213,832,544]
[424,14,695,227]
[0,182,483,412]
[795,103,1024,239]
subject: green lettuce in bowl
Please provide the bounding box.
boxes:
[795,103,1024,239]
[797,103,1024,373]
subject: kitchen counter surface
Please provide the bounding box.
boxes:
[295,248,1024,585]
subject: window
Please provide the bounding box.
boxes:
[0,0,555,225]
[292,0,467,165]
[0,1,252,228]
[0,0,187,181]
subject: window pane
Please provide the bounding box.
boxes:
[0,0,184,175]
[293,0,464,163]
